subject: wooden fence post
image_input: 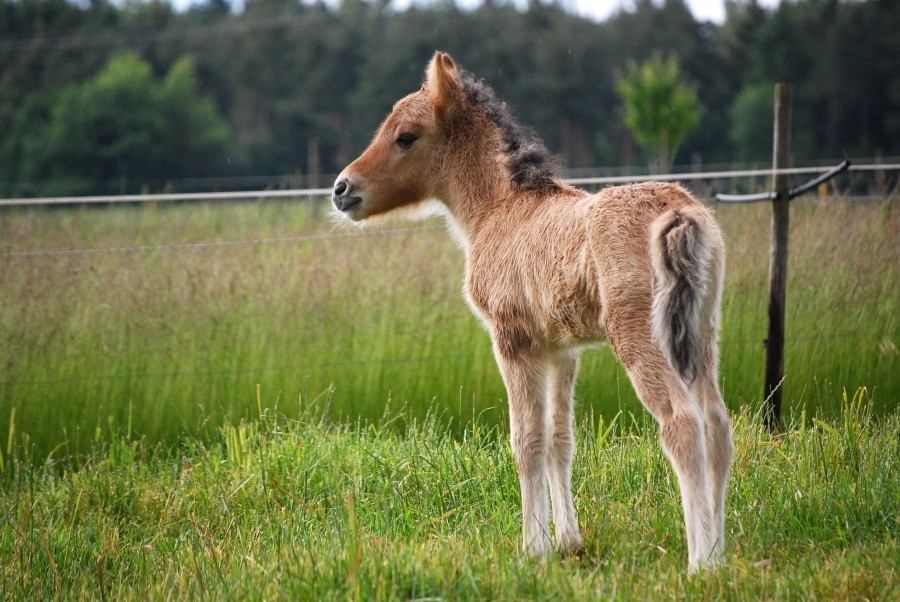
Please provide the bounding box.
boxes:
[764,83,792,431]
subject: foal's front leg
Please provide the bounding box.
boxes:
[493,346,551,556]
[547,350,583,554]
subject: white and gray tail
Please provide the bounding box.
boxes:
[649,206,723,384]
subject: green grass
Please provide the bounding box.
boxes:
[0,195,898,461]
[1,192,896,598]
[1,393,896,600]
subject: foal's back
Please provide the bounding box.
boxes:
[464,181,705,352]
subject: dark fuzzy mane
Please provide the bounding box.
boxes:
[459,72,560,191]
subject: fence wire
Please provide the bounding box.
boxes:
[0,225,443,260]
[1,168,896,390]
[1,163,896,208]
[1,195,890,260]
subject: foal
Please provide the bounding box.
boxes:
[332,52,733,572]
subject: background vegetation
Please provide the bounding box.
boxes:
[2,0,900,196]
[616,54,702,173]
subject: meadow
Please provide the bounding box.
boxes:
[0,190,897,599]
[0,192,897,462]
[1,392,896,599]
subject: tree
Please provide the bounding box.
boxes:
[3,0,900,186]
[9,52,230,196]
[615,55,702,173]
[729,82,773,164]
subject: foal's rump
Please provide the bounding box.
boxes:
[587,183,724,384]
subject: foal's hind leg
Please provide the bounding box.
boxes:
[493,347,551,556]
[546,350,583,554]
[694,341,733,561]
[623,352,719,571]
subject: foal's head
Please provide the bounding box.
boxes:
[332,51,558,222]
[331,52,460,221]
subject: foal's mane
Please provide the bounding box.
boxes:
[458,72,560,191]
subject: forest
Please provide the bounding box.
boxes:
[1,0,898,196]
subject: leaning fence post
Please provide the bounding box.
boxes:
[764,83,792,431]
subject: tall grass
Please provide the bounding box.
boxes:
[0,195,898,461]
[0,394,896,599]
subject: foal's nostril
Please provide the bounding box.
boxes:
[332,177,362,213]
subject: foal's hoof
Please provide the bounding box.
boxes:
[559,543,585,559]
[521,536,552,559]
[556,535,585,559]
[688,554,724,575]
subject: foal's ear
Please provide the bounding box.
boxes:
[426,51,462,114]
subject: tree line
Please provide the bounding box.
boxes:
[1,0,898,197]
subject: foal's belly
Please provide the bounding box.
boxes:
[464,264,606,354]
[541,290,606,347]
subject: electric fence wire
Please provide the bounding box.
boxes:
[1,167,895,387]
[0,225,444,259]
[0,195,892,260]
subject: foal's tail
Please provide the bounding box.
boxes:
[649,205,725,384]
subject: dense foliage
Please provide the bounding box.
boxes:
[7,53,229,196]
[1,0,898,195]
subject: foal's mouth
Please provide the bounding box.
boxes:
[333,196,363,214]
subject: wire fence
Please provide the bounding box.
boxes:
[1,163,897,261]
[1,163,897,208]
[0,226,442,260]
[1,163,897,390]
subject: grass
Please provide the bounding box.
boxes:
[1,191,896,598]
[1,194,898,461]
[1,391,896,599]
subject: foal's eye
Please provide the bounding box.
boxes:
[395,133,418,149]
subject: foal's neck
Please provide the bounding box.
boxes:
[437,157,575,253]
[437,134,517,248]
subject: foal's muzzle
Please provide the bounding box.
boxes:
[332,177,362,213]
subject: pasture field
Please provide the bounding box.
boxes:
[0,395,897,599]
[0,192,898,599]
[0,194,897,460]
